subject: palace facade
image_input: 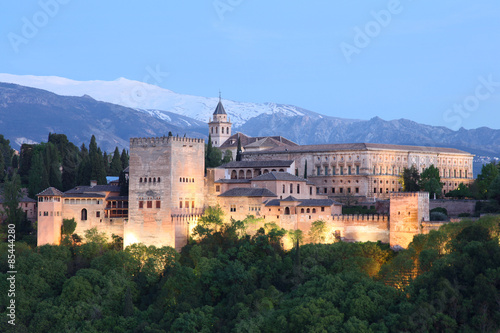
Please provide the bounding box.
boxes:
[36,99,474,250]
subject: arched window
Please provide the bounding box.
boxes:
[179,177,182,182]
[231,170,237,179]
[158,177,161,182]
[153,178,156,183]
[300,208,304,213]
[227,127,229,134]
[263,169,269,174]
[282,184,285,193]
[81,208,87,221]
[211,127,214,134]
[216,127,218,134]
[284,207,290,215]
[140,177,142,183]
[312,208,316,213]
[238,170,244,179]
[290,184,293,194]
[222,127,224,134]
[306,208,310,213]
[297,184,300,194]
[149,177,152,183]
[246,170,252,179]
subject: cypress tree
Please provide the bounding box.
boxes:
[0,153,5,182]
[110,147,123,176]
[19,144,34,184]
[28,152,49,198]
[236,137,242,162]
[120,149,129,169]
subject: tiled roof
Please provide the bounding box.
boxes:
[20,196,36,203]
[251,172,307,182]
[242,142,472,155]
[219,187,277,197]
[63,193,105,198]
[213,100,227,115]
[297,199,340,207]
[264,199,281,206]
[219,132,298,149]
[37,187,64,196]
[282,196,299,201]
[220,160,294,169]
[65,185,121,194]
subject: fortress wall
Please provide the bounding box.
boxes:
[429,199,477,216]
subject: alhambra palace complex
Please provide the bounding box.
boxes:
[37,100,474,250]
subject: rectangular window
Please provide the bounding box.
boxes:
[179,201,182,208]
[192,201,195,208]
[44,211,48,216]
[340,188,343,194]
[297,184,300,194]
[347,187,351,193]
[317,167,321,176]
[340,168,344,175]
[355,187,359,193]
[348,166,351,175]
[230,204,236,212]
[332,168,336,175]
[96,211,100,218]
[290,184,293,194]
[356,166,360,175]
[332,188,335,193]
[147,201,152,208]
[185,201,189,209]
[324,188,327,194]
[321,207,325,212]
[156,201,161,209]
[310,187,313,195]
[216,185,220,192]
[374,188,377,193]
[325,167,328,176]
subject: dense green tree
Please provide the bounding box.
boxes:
[0,152,5,181]
[400,165,420,192]
[308,220,326,243]
[445,182,472,198]
[0,134,13,168]
[18,144,35,184]
[11,154,19,169]
[44,142,62,190]
[76,144,91,186]
[488,174,500,205]
[61,218,77,237]
[109,147,123,176]
[419,164,443,198]
[28,152,49,198]
[1,172,31,239]
[476,162,499,199]
[120,149,129,169]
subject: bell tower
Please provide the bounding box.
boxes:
[208,92,232,147]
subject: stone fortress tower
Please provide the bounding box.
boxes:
[389,192,430,249]
[126,136,205,250]
[208,93,232,147]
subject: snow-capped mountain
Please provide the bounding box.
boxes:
[0,73,311,127]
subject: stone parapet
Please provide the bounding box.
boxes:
[130,136,205,148]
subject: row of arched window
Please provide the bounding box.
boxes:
[139,177,161,183]
[180,177,195,183]
[283,207,318,215]
[211,126,230,134]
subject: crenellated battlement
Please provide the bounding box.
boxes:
[332,214,389,222]
[390,192,429,198]
[130,136,205,148]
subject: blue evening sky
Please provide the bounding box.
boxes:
[1,0,500,130]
